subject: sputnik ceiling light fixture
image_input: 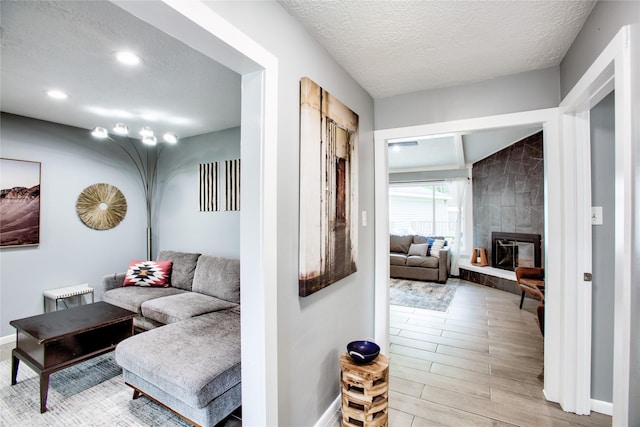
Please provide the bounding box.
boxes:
[89,122,178,260]
[90,123,178,145]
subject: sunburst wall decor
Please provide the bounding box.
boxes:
[76,183,127,230]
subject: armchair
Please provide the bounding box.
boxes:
[515,266,545,309]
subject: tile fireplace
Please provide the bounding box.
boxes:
[492,232,541,272]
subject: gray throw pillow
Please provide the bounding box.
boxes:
[157,250,201,291]
[408,243,428,257]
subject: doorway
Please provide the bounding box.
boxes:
[558,25,636,423]
[113,2,279,425]
[374,24,637,425]
[589,91,615,414]
[373,109,561,393]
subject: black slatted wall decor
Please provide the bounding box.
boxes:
[199,162,219,212]
[225,159,240,211]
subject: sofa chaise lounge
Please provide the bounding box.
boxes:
[102,250,241,427]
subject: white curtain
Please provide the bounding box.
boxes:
[447,179,468,276]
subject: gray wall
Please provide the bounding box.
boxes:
[0,113,147,335]
[374,66,560,130]
[471,132,545,266]
[0,115,240,338]
[589,92,615,403]
[203,3,376,426]
[155,127,240,258]
[560,1,640,99]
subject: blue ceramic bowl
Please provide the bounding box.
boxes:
[347,340,380,363]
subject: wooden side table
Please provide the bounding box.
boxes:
[340,353,389,427]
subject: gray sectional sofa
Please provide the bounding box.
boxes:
[390,234,450,283]
[102,250,241,427]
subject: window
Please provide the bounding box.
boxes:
[389,184,462,248]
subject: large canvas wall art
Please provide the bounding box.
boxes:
[0,158,41,248]
[299,77,359,297]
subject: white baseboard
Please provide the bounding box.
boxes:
[0,334,14,346]
[590,398,613,416]
[314,395,340,427]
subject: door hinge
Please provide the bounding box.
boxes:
[584,272,592,282]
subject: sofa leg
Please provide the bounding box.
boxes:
[519,291,526,309]
[132,390,141,400]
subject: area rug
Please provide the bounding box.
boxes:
[0,353,191,426]
[389,278,458,311]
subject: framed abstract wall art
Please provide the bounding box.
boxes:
[0,158,41,248]
[299,77,359,297]
[199,159,240,212]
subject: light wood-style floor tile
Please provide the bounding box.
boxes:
[388,280,611,427]
[420,385,574,427]
[387,408,414,427]
[390,390,501,427]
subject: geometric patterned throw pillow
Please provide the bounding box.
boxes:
[123,260,173,287]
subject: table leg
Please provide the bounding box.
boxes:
[39,372,50,413]
[10,352,19,385]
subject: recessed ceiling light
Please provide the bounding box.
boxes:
[115,51,141,66]
[47,90,68,100]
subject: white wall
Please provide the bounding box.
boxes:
[0,113,146,336]
[155,127,240,258]
[374,66,560,130]
[202,2,375,426]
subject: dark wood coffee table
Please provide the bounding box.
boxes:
[10,301,137,413]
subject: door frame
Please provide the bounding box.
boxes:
[373,108,563,402]
[374,25,636,424]
[559,25,636,424]
[111,1,280,425]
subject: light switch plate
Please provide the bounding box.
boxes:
[361,211,367,227]
[591,206,603,225]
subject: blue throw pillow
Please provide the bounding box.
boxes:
[426,237,435,255]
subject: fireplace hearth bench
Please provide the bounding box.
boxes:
[102,250,241,427]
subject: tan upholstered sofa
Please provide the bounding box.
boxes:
[390,234,450,283]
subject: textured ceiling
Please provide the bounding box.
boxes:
[279,0,596,98]
[0,1,241,140]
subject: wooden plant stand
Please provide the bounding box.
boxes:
[340,353,389,427]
